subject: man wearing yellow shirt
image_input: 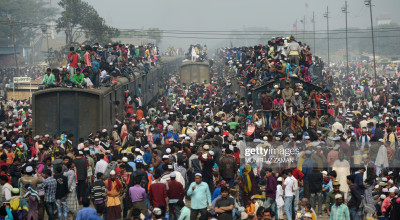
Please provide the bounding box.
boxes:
[104,170,122,220]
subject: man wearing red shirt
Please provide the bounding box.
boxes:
[84,47,92,69]
[149,170,168,210]
[68,47,79,75]
[291,165,304,215]
[167,173,185,220]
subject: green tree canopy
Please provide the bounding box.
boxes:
[0,0,56,47]
[56,0,119,45]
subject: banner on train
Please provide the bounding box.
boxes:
[13,77,31,84]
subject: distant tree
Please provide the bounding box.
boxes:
[0,0,56,47]
[56,0,119,45]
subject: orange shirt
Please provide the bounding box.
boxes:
[104,179,121,207]
[6,152,15,165]
[136,109,144,121]
[246,203,255,215]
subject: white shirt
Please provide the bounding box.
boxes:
[284,177,294,197]
[100,70,107,79]
[94,159,108,176]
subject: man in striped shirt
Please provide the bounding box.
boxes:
[91,172,106,212]
[329,193,350,220]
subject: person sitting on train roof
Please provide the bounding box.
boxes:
[42,68,57,88]
[73,69,87,89]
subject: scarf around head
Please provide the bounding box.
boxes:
[107,178,122,192]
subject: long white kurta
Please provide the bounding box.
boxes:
[332,159,350,194]
[375,145,389,167]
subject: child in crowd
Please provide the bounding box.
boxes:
[322,177,330,201]
[276,177,284,220]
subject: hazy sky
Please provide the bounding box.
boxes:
[82,0,400,50]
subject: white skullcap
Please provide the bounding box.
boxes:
[110,170,116,175]
[380,194,387,199]
[166,148,171,154]
[26,166,33,172]
[102,129,107,133]
[203,145,210,150]
[153,208,162,216]
[334,194,343,199]
[209,151,214,156]
[195,173,202,177]
[382,188,389,193]
[389,188,396,193]
[95,138,99,142]
[122,157,128,162]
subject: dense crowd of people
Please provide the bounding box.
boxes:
[42,43,160,89]
[165,48,185,57]
[0,35,399,220]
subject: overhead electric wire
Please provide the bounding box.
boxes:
[159,35,400,40]
[0,20,400,35]
[0,20,398,41]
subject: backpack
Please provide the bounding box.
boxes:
[191,158,202,174]
[104,161,118,179]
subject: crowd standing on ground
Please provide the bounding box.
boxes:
[0,36,399,220]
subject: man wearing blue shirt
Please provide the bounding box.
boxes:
[76,199,97,220]
[187,173,212,220]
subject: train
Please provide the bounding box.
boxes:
[32,57,182,141]
[179,61,211,85]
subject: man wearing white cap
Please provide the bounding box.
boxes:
[20,165,44,196]
[94,138,106,153]
[329,193,350,220]
[104,170,123,219]
[187,173,212,220]
[166,172,185,220]
[382,187,396,216]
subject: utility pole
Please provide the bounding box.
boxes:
[313,11,316,55]
[324,6,330,68]
[342,1,349,79]
[365,0,377,84]
[7,14,19,76]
